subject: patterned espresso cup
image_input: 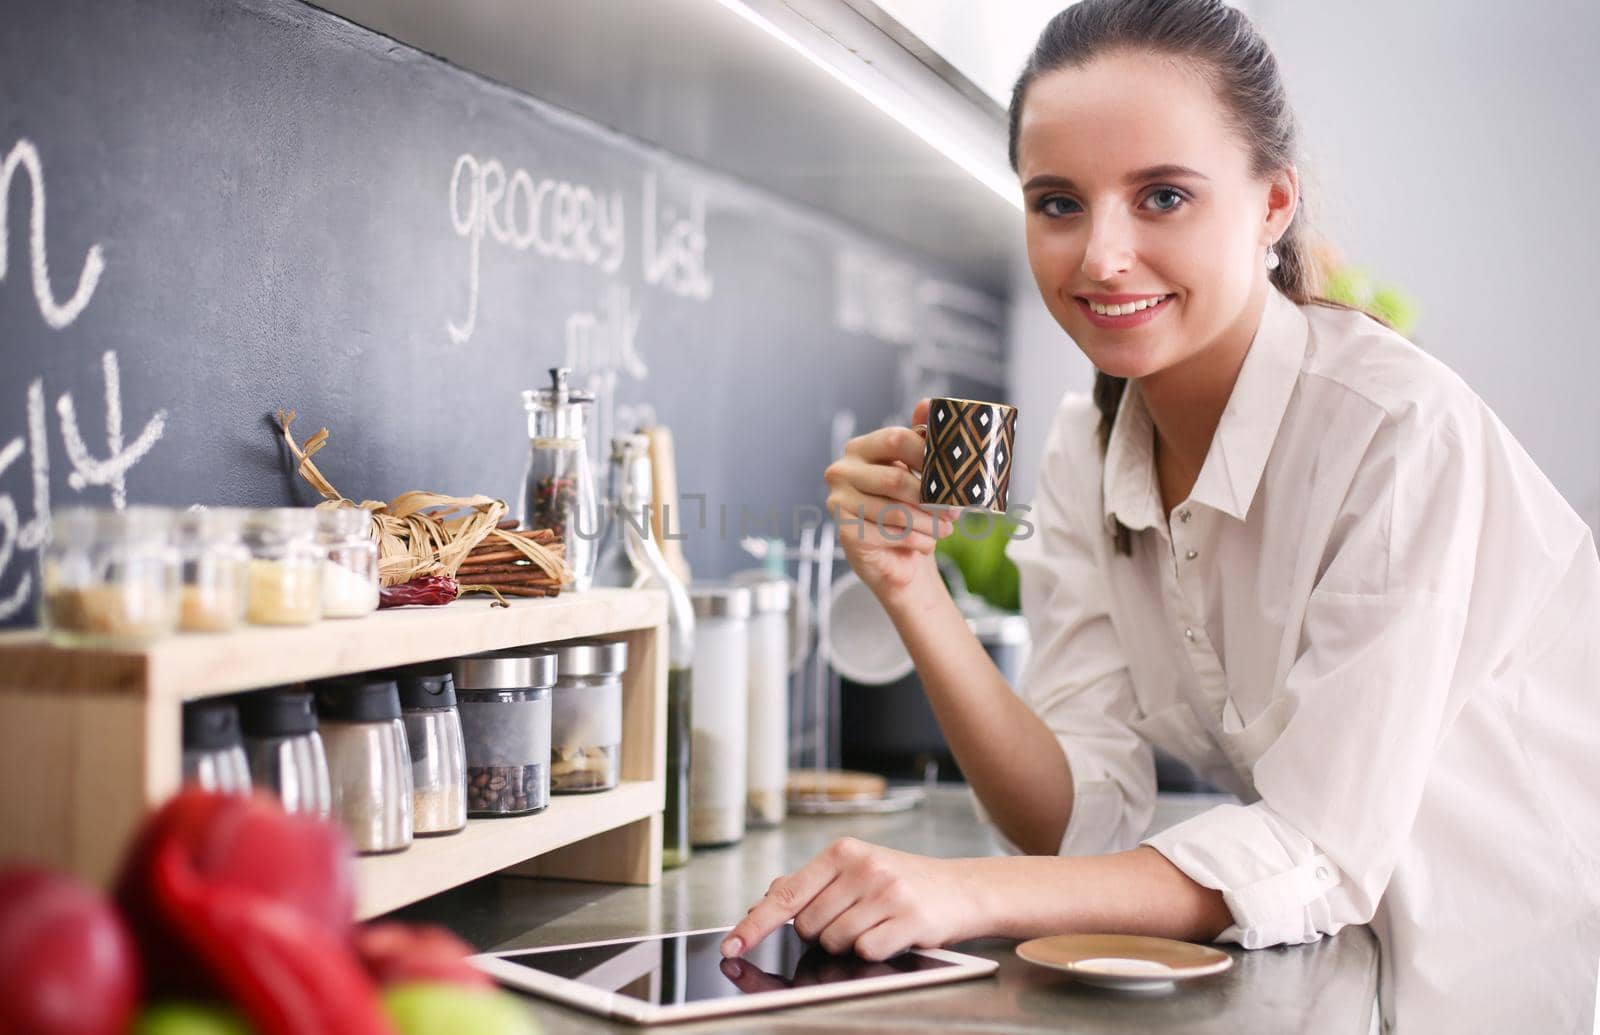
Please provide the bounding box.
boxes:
[919,397,1018,512]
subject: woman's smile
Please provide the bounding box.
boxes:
[1074,292,1175,329]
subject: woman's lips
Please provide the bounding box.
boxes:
[1076,295,1172,330]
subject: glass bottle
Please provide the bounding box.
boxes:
[521,367,599,592]
[315,506,380,618]
[592,434,696,867]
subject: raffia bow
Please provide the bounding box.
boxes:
[276,410,567,592]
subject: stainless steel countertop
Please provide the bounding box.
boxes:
[396,788,1378,1033]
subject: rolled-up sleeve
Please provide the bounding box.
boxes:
[1144,406,1533,947]
[982,396,1154,856]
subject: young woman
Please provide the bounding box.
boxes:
[721,0,1600,1029]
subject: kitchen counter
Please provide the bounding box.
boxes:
[397,788,1378,1033]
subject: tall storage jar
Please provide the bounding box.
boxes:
[688,584,751,847]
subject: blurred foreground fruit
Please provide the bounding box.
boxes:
[131,1003,251,1035]
[113,789,392,1035]
[355,923,494,990]
[0,867,140,1035]
[383,983,540,1035]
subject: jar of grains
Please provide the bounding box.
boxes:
[315,506,379,618]
[173,508,250,633]
[40,507,180,647]
[242,509,322,626]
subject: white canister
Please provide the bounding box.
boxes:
[735,574,791,827]
[688,584,752,846]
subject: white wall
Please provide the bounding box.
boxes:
[1006,0,1600,534]
[1253,0,1600,533]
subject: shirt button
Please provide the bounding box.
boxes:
[1184,627,1196,641]
[1179,509,1192,522]
[1185,549,1198,560]
[1315,866,1330,882]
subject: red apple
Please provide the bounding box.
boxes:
[0,866,141,1035]
[354,923,493,990]
[115,789,356,995]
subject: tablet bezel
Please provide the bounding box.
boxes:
[471,923,999,1024]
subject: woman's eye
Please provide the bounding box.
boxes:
[1036,195,1079,217]
[1144,188,1187,212]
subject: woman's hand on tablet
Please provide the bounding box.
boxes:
[720,837,977,961]
[824,399,957,604]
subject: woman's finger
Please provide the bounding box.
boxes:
[792,873,862,943]
[852,916,921,962]
[721,855,838,958]
[845,425,926,469]
[816,899,892,957]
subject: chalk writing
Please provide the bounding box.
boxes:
[0,353,168,621]
[447,152,626,344]
[641,174,713,302]
[0,138,105,330]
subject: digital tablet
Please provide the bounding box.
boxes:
[471,923,998,1024]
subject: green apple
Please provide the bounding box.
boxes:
[1323,266,1374,308]
[384,983,540,1035]
[133,1002,251,1035]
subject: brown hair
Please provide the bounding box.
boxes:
[1009,0,1340,555]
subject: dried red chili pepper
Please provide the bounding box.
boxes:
[378,575,459,608]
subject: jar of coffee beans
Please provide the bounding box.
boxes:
[452,647,555,817]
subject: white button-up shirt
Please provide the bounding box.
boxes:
[1004,287,1600,1031]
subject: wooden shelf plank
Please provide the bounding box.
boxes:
[0,589,667,701]
[355,779,664,918]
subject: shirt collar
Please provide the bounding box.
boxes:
[1102,287,1309,534]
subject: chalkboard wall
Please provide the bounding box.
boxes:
[0,0,1007,624]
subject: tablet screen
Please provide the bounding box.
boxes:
[493,925,956,1007]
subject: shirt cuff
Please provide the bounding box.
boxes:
[1142,802,1343,948]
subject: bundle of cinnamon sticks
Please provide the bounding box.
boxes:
[455,520,565,599]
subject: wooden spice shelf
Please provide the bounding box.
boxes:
[0,588,669,912]
[356,779,663,919]
[0,589,666,702]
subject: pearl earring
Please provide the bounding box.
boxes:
[1265,248,1281,271]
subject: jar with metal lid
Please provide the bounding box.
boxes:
[548,639,627,793]
[390,663,468,835]
[313,676,412,854]
[316,506,379,618]
[688,584,752,847]
[732,574,791,827]
[237,687,332,818]
[243,509,323,626]
[182,699,252,794]
[520,367,599,592]
[173,508,250,633]
[452,648,555,817]
[40,506,181,647]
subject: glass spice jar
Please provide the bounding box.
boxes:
[314,676,413,854]
[173,508,250,634]
[39,506,181,647]
[520,367,599,592]
[237,686,333,818]
[182,698,252,794]
[315,506,379,619]
[242,509,323,626]
[390,663,468,836]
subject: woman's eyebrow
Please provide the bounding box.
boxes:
[1022,164,1212,192]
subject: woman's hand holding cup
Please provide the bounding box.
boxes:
[823,398,955,602]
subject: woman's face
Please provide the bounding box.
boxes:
[1016,51,1295,382]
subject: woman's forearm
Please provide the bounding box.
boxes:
[965,846,1233,943]
[881,560,1075,855]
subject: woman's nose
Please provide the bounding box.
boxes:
[1080,215,1135,282]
